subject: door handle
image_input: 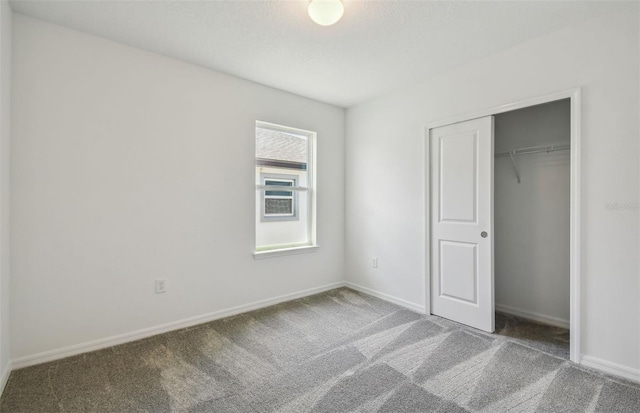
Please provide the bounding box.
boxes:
[481,231,488,238]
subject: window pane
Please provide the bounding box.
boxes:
[256,128,307,173]
[256,190,309,250]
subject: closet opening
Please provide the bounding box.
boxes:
[426,88,580,362]
[493,99,571,359]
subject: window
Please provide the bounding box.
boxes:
[255,121,316,256]
[262,176,296,219]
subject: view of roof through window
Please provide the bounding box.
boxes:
[256,127,308,170]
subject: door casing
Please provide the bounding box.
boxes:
[424,87,581,363]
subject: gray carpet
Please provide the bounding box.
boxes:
[494,311,571,360]
[1,287,639,412]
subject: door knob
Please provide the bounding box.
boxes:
[481,231,488,238]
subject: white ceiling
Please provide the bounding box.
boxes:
[9,0,633,108]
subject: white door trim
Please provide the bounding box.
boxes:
[424,87,581,363]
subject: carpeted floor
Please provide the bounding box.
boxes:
[1,287,639,412]
[494,311,570,360]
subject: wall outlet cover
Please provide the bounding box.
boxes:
[155,279,167,294]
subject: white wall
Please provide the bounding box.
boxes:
[494,101,570,325]
[0,0,11,382]
[11,15,345,360]
[346,7,639,373]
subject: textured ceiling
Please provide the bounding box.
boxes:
[9,0,633,107]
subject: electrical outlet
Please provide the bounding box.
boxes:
[372,257,378,268]
[155,279,167,294]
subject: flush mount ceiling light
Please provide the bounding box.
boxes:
[308,0,344,26]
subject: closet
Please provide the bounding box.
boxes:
[428,97,573,359]
[493,99,571,358]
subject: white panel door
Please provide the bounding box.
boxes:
[430,116,494,332]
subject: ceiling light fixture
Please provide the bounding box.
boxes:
[308,0,344,26]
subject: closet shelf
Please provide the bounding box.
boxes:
[495,142,570,184]
[495,142,570,158]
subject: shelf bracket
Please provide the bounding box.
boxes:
[508,151,521,183]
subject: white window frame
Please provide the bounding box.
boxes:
[254,121,317,258]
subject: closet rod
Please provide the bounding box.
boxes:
[495,142,570,158]
[495,142,570,184]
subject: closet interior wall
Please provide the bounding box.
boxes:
[494,99,571,327]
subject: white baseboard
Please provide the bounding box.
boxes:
[0,362,10,395]
[345,281,425,314]
[495,303,569,329]
[11,281,346,370]
[581,355,640,384]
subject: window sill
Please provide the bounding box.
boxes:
[253,245,319,259]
